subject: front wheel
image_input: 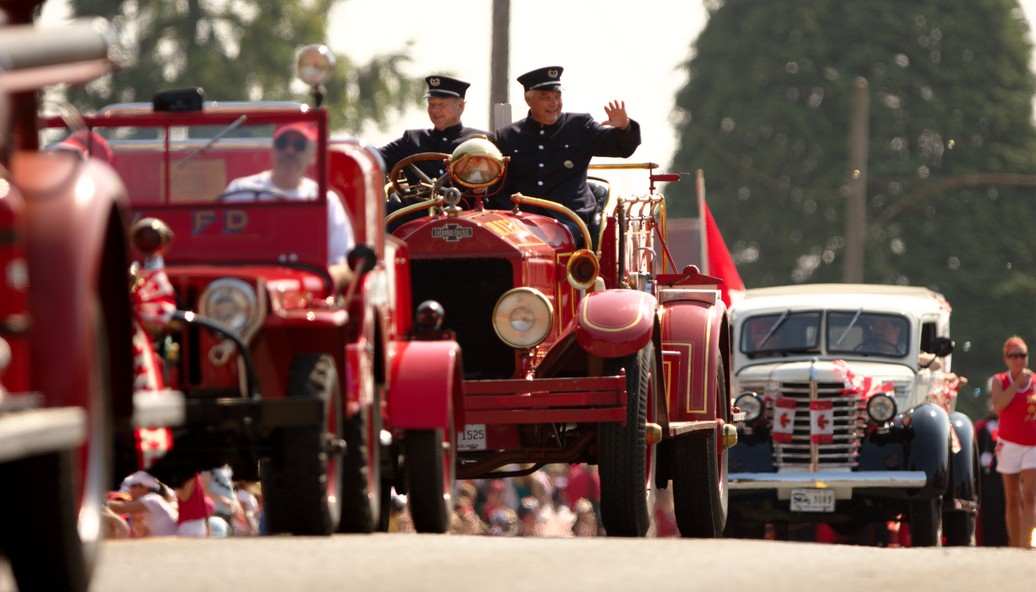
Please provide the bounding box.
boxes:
[908,496,943,547]
[672,432,727,537]
[943,510,976,546]
[261,354,342,535]
[598,343,652,537]
[403,427,455,533]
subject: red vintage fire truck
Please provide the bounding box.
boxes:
[0,6,135,591]
[38,49,464,535]
[387,140,736,537]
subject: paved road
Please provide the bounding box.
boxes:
[5,534,1032,592]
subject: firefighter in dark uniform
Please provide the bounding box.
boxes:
[379,74,488,182]
[380,75,487,231]
[491,66,641,249]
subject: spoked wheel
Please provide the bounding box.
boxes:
[598,343,653,537]
[672,358,728,537]
[261,354,343,535]
[908,496,943,547]
[404,425,456,534]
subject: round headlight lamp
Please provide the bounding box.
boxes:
[734,392,763,422]
[199,278,259,336]
[492,287,553,349]
[295,44,336,88]
[450,137,505,188]
[867,393,898,423]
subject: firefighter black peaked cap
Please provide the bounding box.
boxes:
[424,75,470,99]
[517,66,564,92]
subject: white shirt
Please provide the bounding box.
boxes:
[222,171,355,264]
[137,492,179,536]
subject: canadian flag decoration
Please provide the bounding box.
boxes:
[136,427,174,470]
[811,400,835,444]
[130,266,176,470]
[772,397,797,443]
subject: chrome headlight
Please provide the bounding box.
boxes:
[492,287,553,349]
[198,278,260,336]
[867,393,898,423]
[734,392,763,422]
[450,137,505,188]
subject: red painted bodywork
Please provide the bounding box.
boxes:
[38,104,461,488]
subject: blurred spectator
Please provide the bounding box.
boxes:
[976,411,1009,546]
[101,504,131,539]
[562,464,601,531]
[175,473,215,537]
[571,498,599,537]
[234,481,261,536]
[203,465,240,536]
[107,470,178,537]
[516,497,542,537]
[450,482,488,535]
[479,479,511,523]
[487,507,519,536]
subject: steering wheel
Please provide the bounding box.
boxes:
[854,339,898,353]
[389,152,451,201]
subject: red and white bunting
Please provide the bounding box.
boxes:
[810,399,834,444]
[772,397,796,443]
[130,267,176,470]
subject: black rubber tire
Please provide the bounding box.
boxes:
[337,379,381,533]
[673,432,727,537]
[1,451,88,592]
[672,358,728,537]
[943,510,976,546]
[598,343,652,537]
[404,427,454,533]
[261,354,342,535]
[908,496,943,547]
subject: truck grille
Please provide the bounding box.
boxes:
[410,258,515,379]
[744,379,866,469]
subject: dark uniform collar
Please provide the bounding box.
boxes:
[431,122,466,138]
[523,111,563,134]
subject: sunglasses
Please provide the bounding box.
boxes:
[274,135,309,152]
[1007,352,1028,359]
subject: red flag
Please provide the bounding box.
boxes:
[696,170,745,308]
[810,400,835,444]
[772,397,797,443]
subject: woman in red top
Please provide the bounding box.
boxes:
[990,336,1036,548]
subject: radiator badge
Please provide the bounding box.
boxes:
[431,223,473,242]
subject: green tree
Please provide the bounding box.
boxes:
[65,0,424,131]
[670,0,1036,401]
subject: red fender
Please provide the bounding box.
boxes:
[386,340,463,431]
[575,289,656,358]
[657,289,728,422]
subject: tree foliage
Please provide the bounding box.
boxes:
[670,0,1036,406]
[64,0,424,131]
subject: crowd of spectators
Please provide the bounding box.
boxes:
[104,462,680,539]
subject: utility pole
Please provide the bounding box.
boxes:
[844,77,870,283]
[490,0,510,126]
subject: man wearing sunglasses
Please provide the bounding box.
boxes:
[222,122,354,264]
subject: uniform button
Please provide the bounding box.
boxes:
[539,130,545,135]
[538,163,544,168]
[538,145,544,150]
[537,181,544,186]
